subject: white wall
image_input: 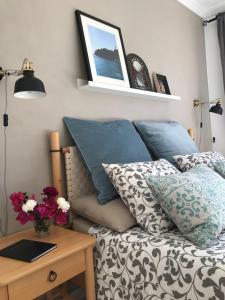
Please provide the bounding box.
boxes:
[204,20,225,155]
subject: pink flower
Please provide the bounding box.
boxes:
[16,211,34,225]
[10,192,25,212]
[55,210,68,225]
[10,187,69,226]
[43,187,58,198]
[45,199,58,218]
[34,204,49,219]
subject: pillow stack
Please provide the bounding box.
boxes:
[64,116,225,248]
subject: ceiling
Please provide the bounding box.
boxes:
[177,0,225,18]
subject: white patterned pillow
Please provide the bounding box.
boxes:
[174,152,225,172]
[103,159,179,235]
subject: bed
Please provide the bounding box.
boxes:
[92,226,225,300]
[49,122,225,300]
[73,216,225,299]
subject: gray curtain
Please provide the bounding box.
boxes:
[217,13,225,92]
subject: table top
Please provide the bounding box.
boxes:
[0,226,96,286]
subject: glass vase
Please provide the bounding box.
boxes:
[33,218,51,238]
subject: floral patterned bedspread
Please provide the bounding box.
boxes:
[90,226,225,300]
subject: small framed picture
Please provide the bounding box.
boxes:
[76,10,130,88]
[126,53,153,91]
[153,73,171,95]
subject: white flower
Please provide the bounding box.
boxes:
[57,197,70,213]
[22,199,37,213]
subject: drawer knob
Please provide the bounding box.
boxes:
[48,270,57,282]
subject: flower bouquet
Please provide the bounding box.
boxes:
[10,187,70,237]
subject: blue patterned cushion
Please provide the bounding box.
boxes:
[214,160,225,178]
[146,165,225,248]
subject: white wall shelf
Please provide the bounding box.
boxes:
[77,79,181,102]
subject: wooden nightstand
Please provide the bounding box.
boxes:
[0,226,96,300]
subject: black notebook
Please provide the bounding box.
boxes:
[0,239,57,262]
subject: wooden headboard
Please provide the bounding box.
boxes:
[50,131,64,197]
[50,128,195,197]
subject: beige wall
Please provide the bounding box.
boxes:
[204,21,225,155]
[0,0,209,233]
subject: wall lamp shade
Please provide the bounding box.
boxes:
[209,103,223,115]
[14,70,46,99]
[0,58,46,99]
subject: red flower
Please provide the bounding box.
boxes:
[10,187,70,227]
[10,192,25,212]
[55,210,68,225]
[34,204,49,219]
[30,194,36,200]
[45,199,58,218]
[43,187,58,198]
[16,211,34,225]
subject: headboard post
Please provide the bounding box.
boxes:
[50,131,64,196]
[187,128,194,140]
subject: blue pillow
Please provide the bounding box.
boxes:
[64,118,152,204]
[133,121,199,164]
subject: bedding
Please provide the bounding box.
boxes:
[64,118,151,204]
[61,123,225,300]
[72,216,94,234]
[103,159,178,235]
[91,225,225,300]
[134,121,199,164]
[71,193,136,232]
[174,151,225,172]
[64,146,136,232]
[146,165,225,248]
[214,160,225,178]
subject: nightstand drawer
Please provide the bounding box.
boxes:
[8,250,85,300]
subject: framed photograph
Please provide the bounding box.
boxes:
[76,10,130,88]
[126,53,153,91]
[153,73,171,95]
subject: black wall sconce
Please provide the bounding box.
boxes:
[0,58,46,127]
[0,58,46,99]
[0,58,46,236]
[193,98,223,115]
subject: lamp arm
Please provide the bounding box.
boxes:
[193,98,223,107]
[0,68,22,78]
[0,58,32,80]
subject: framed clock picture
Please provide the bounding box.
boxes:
[126,53,153,91]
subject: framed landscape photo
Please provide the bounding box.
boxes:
[153,73,171,95]
[76,10,130,88]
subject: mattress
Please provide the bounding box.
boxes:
[90,225,225,300]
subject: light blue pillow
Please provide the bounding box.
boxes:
[133,121,199,164]
[214,160,225,178]
[146,165,225,248]
[64,118,152,204]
